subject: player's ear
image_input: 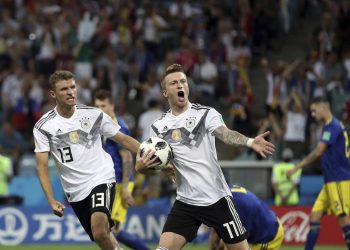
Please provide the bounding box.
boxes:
[49,90,56,99]
[162,89,168,98]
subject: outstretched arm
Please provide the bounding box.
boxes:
[110,132,140,154]
[287,142,327,177]
[213,125,275,158]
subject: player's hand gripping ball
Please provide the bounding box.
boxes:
[140,137,173,170]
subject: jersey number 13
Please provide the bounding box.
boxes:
[58,147,74,163]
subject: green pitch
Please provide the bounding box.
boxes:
[1,244,347,250]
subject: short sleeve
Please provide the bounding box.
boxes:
[33,127,50,152]
[100,112,121,138]
[206,108,226,134]
[320,126,338,145]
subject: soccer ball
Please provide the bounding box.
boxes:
[139,137,173,170]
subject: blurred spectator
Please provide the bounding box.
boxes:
[1,64,24,119]
[282,90,307,159]
[128,37,156,82]
[257,113,283,160]
[0,122,24,176]
[116,100,137,136]
[193,50,218,105]
[272,148,301,206]
[342,48,350,91]
[175,35,197,75]
[337,1,350,51]
[73,12,98,79]
[135,2,168,59]
[306,49,326,98]
[11,76,43,140]
[137,99,163,142]
[324,50,346,94]
[265,59,300,118]
[0,153,12,196]
[140,69,163,110]
[33,23,58,80]
[313,12,336,60]
[76,78,92,105]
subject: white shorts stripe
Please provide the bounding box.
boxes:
[225,196,246,235]
[229,198,246,234]
[106,183,112,210]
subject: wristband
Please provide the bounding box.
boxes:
[246,138,254,148]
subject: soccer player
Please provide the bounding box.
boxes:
[287,96,350,250]
[94,89,150,250]
[209,185,284,250]
[135,64,275,250]
[33,71,140,250]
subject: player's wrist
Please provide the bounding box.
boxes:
[246,138,254,148]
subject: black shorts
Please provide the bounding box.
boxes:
[162,196,247,244]
[70,183,115,241]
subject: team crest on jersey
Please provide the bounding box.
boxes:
[186,117,196,128]
[80,117,91,129]
[172,129,182,141]
[69,131,79,143]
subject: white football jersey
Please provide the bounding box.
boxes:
[33,105,120,202]
[150,103,231,206]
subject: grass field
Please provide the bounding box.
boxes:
[2,244,347,250]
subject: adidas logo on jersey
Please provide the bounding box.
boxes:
[56,129,62,134]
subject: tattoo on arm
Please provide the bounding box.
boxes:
[213,126,248,146]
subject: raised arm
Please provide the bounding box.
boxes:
[36,152,65,217]
[213,125,275,158]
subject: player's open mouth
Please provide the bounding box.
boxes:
[178,91,184,98]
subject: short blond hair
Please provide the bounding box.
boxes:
[160,64,185,89]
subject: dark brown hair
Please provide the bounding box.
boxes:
[94,89,113,103]
[49,70,74,90]
[310,96,329,105]
[160,64,185,89]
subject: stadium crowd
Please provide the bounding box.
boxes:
[0,0,350,203]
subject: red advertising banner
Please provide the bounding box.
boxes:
[271,206,345,245]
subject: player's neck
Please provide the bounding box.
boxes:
[56,105,75,118]
[171,103,189,116]
[324,112,333,124]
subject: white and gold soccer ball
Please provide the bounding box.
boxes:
[139,137,173,170]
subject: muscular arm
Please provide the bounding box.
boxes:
[110,132,140,154]
[213,125,249,146]
[214,125,275,158]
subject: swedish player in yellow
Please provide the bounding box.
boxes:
[209,185,284,250]
[94,89,150,250]
[288,97,350,250]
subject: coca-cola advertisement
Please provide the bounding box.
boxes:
[271,206,345,245]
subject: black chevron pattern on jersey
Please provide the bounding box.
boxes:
[191,103,210,111]
[35,110,56,129]
[154,109,210,149]
[76,104,95,110]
